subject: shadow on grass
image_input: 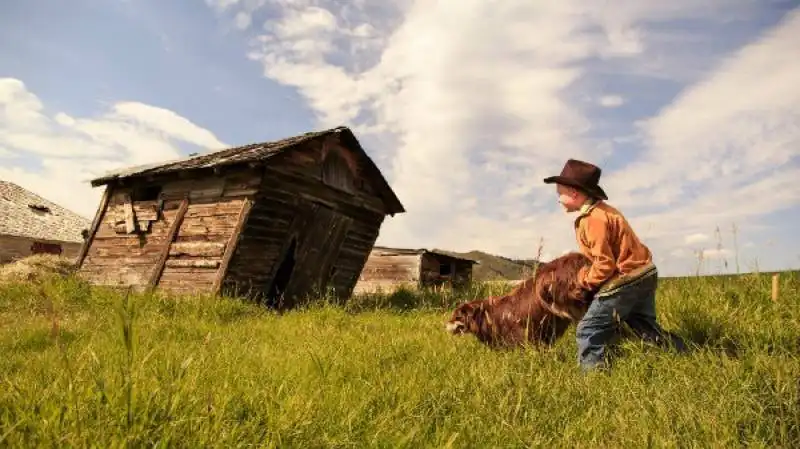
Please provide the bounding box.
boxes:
[669,310,799,358]
[671,313,743,358]
[291,284,501,315]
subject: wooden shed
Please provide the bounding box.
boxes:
[0,181,91,264]
[352,246,478,294]
[76,126,405,308]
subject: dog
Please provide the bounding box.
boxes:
[445,252,592,348]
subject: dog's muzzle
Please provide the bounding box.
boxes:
[445,321,465,334]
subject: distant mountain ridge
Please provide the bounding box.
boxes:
[432,249,540,281]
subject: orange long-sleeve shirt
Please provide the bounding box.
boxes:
[574,200,656,294]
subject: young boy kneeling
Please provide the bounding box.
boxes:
[544,159,687,372]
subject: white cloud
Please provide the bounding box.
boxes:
[600,9,800,259]
[599,95,625,108]
[0,78,227,219]
[234,11,252,29]
[670,248,688,258]
[205,0,241,11]
[604,9,800,206]
[213,2,800,276]
[700,248,732,260]
[685,233,710,245]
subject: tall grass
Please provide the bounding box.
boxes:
[1,271,799,448]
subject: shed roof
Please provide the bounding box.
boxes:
[0,181,92,243]
[371,246,480,264]
[90,126,405,215]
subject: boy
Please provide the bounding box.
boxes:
[543,159,686,372]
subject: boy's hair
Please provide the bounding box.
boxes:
[562,183,597,200]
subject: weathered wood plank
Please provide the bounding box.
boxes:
[222,172,262,197]
[122,193,136,233]
[88,248,164,260]
[182,201,244,218]
[169,241,226,257]
[261,166,386,216]
[80,265,152,288]
[159,266,218,284]
[165,259,221,268]
[82,256,157,267]
[174,234,230,243]
[90,235,167,246]
[149,197,190,287]
[135,209,158,222]
[156,283,215,295]
[190,180,226,200]
[160,274,217,285]
[213,197,254,294]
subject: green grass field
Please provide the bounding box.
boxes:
[1,271,799,448]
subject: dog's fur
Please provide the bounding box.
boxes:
[445,252,592,348]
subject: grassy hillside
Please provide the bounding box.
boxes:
[1,271,799,447]
[433,248,538,281]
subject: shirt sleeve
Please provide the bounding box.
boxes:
[579,213,617,291]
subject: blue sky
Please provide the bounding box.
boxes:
[1,0,799,276]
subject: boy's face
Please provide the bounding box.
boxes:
[556,184,586,212]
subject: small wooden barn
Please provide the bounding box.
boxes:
[0,181,91,264]
[352,246,478,294]
[76,126,405,308]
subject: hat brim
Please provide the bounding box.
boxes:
[543,175,608,200]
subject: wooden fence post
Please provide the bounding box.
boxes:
[771,273,779,302]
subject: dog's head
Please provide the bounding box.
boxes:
[445,298,494,335]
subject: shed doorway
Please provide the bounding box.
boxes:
[265,237,296,307]
[264,201,352,309]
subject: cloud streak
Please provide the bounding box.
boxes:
[0,78,227,219]
[210,1,800,275]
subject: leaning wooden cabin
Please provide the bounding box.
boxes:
[76,126,405,308]
[352,246,478,294]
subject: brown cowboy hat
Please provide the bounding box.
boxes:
[543,159,608,200]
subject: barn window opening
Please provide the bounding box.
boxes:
[131,185,162,201]
[321,150,355,193]
[439,262,453,276]
[31,241,62,255]
[267,238,297,307]
[28,203,51,214]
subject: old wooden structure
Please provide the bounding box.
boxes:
[0,181,91,264]
[76,126,405,308]
[352,246,478,294]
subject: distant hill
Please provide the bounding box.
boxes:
[433,249,540,281]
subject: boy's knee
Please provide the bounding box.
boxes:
[578,301,618,328]
[576,313,617,344]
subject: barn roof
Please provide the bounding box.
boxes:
[0,181,92,243]
[371,246,480,264]
[90,126,405,215]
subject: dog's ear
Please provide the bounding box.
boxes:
[457,301,480,319]
[535,275,553,304]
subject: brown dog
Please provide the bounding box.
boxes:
[446,252,592,348]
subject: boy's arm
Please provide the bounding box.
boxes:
[578,214,617,292]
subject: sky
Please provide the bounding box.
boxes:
[1,0,799,277]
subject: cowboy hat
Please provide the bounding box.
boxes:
[543,159,608,200]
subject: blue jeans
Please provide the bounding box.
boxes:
[576,271,686,372]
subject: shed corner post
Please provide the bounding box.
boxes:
[76,184,112,269]
[148,195,191,290]
[212,196,255,296]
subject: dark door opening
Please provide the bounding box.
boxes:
[266,238,296,308]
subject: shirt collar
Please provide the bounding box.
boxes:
[579,198,599,216]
